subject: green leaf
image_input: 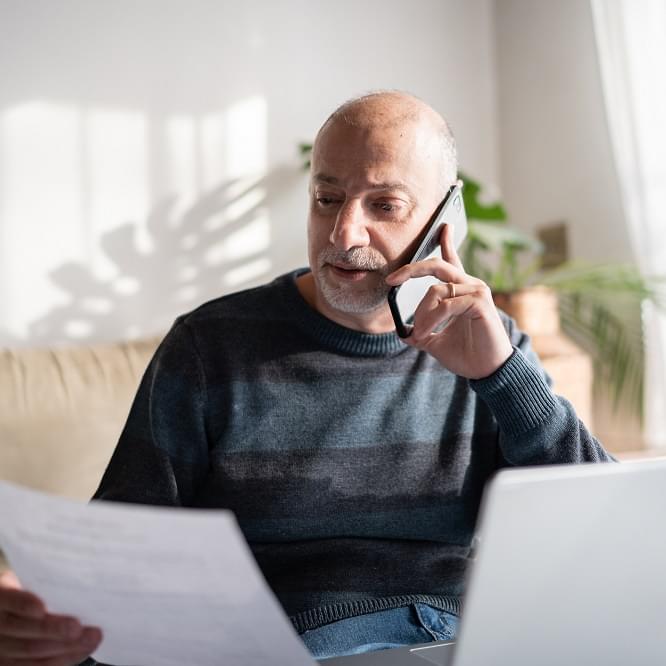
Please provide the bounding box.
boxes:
[299,142,313,170]
[458,170,507,222]
[466,220,543,253]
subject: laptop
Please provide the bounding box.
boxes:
[321,459,666,665]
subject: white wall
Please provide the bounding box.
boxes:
[0,0,499,348]
[495,0,632,263]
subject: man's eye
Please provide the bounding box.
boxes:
[373,202,397,213]
[316,196,339,206]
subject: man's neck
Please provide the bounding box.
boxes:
[295,272,396,335]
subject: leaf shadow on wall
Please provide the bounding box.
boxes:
[21,165,304,347]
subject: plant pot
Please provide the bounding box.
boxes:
[493,286,560,336]
[493,286,593,429]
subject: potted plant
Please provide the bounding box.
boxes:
[458,171,665,424]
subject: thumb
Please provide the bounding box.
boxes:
[0,569,22,590]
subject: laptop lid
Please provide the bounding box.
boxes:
[452,459,666,666]
[323,460,666,665]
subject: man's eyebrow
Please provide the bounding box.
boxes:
[313,173,340,185]
[368,182,414,196]
[313,173,415,197]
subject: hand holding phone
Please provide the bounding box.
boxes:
[388,182,468,337]
[385,180,513,379]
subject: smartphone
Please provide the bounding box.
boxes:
[388,181,468,338]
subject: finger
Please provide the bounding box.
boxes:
[417,281,478,312]
[386,257,469,287]
[412,293,484,342]
[0,571,45,619]
[0,611,83,640]
[1,653,94,666]
[0,626,101,660]
[410,282,480,340]
[0,650,97,666]
[0,648,96,666]
[440,222,465,271]
[0,635,81,659]
[0,587,45,619]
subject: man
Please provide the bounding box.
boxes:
[0,91,613,664]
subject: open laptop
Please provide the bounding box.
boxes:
[321,459,666,665]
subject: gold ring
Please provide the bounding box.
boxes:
[448,282,456,299]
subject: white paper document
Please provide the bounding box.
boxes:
[0,481,316,666]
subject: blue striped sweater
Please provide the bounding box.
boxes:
[93,269,613,633]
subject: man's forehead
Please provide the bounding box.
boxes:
[312,172,416,196]
[312,124,439,193]
[315,116,440,164]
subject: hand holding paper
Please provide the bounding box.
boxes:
[0,482,316,666]
[0,568,102,664]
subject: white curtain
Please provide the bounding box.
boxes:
[591,0,666,449]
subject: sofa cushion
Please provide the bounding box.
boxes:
[0,337,160,501]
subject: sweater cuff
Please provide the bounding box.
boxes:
[469,347,559,436]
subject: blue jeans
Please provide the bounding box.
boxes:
[80,604,458,665]
[300,603,459,661]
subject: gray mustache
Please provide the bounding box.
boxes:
[320,248,388,272]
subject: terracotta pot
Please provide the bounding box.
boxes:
[493,286,560,336]
[493,286,593,429]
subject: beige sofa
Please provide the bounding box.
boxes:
[0,336,161,571]
[0,336,160,499]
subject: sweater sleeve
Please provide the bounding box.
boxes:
[469,317,615,466]
[92,318,210,506]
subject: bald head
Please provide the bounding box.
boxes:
[314,91,457,194]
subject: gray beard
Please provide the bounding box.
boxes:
[315,247,391,314]
[317,270,390,314]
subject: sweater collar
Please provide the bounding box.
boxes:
[278,269,408,358]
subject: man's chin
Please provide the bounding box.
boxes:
[317,273,389,315]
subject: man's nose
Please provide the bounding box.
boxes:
[329,200,370,250]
